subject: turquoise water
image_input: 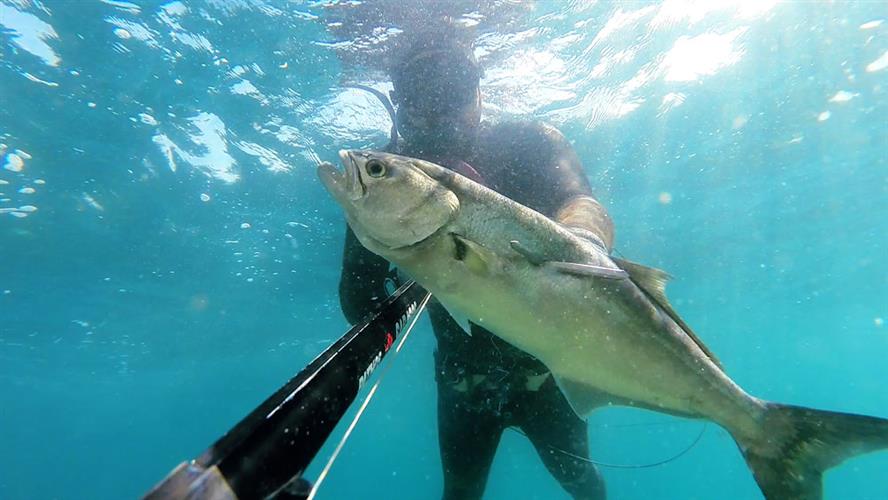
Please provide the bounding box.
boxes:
[1,1,886,498]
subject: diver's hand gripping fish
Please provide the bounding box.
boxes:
[318,150,888,500]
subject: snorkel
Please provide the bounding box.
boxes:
[342,79,484,185]
[341,83,401,152]
[342,28,483,156]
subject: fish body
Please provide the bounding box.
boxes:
[392,190,759,430]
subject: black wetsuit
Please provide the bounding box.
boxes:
[339,121,610,500]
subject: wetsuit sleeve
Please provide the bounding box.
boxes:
[339,225,392,325]
[520,122,615,250]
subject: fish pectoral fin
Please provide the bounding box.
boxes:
[552,374,609,419]
[549,261,629,280]
[452,234,496,275]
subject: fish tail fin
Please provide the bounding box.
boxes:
[736,402,888,500]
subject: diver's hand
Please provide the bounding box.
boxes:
[556,195,614,251]
[564,225,609,253]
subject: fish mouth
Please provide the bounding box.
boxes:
[317,150,366,204]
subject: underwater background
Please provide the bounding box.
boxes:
[1,1,886,498]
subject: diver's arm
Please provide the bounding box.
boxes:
[533,123,615,251]
[555,196,614,251]
[339,225,392,325]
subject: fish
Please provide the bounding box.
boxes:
[318,150,888,499]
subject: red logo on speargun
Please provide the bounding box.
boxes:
[384,332,394,352]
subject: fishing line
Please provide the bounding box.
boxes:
[580,250,707,468]
[606,420,694,429]
[511,423,707,469]
[306,292,432,500]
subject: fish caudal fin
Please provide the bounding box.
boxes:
[738,403,888,500]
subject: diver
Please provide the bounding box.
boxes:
[338,25,613,500]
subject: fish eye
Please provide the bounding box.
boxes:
[365,159,387,178]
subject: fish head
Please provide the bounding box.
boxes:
[318,150,460,253]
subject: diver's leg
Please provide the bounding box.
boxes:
[437,382,504,500]
[518,377,606,500]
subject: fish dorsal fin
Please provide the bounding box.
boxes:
[548,261,629,280]
[613,257,724,371]
[509,240,546,265]
[511,239,628,280]
[613,258,671,303]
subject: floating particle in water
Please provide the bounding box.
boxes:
[87,102,96,108]
[788,135,804,144]
[860,20,884,30]
[70,70,80,76]
[732,115,748,129]
[866,51,888,73]
[23,73,58,87]
[113,28,132,39]
[241,222,251,229]
[876,317,884,328]
[18,187,35,194]
[34,179,45,184]
[279,62,288,69]
[3,154,24,172]
[3,290,10,295]
[82,192,104,211]
[9,211,27,218]
[286,221,309,228]
[14,149,31,160]
[174,79,183,85]
[17,205,37,212]
[658,192,673,205]
[189,294,209,312]
[139,113,158,125]
[0,180,8,185]
[828,91,857,103]
[817,111,831,122]
[200,193,211,202]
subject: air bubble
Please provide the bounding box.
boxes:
[3,154,24,172]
